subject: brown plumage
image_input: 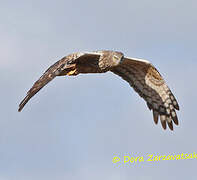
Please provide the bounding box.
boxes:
[18,50,180,131]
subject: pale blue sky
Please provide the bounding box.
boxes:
[1,0,197,179]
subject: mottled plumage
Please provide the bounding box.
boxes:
[18,50,180,130]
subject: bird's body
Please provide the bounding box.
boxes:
[18,50,180,130]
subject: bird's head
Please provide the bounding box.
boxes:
[98,51,124,71]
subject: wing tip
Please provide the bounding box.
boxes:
[175,104,180,111]
[167,121,174,131]
[18,95,31,112]
[153,111,159,124]
[159,115,176,131]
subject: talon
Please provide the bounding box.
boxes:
[67,69,77,76]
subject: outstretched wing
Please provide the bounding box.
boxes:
[18,52,101,112]
[111,57,179,130]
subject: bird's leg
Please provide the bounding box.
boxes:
[58,64,79,76]
[66,64,79,76]
[67,68,78,76]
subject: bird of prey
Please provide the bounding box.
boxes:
[18,50,179,130]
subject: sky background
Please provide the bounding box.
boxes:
[1,0,197,179]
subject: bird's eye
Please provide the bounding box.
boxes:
[114,55,119,61]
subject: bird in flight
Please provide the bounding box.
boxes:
[18,50,179,130]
